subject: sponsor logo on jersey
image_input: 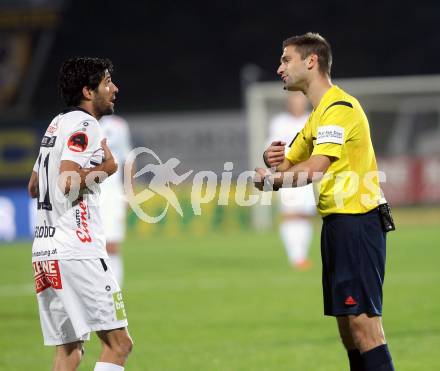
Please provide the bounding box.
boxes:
[113,291,127,321]
[32,248,57,259]
[46,120,59,134]
[33,260,63,293]
[67,132,89,152]
[75,200,92,243]
[34,221,56,238]
[47,125,58,134]
[41,135,57,148]
[316,125,344,145]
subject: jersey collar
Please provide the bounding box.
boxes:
[61,106,93,117]
[315,85,339,113]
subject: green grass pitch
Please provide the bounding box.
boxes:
[0,209,439,370]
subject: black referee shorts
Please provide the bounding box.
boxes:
[321,208,386,317]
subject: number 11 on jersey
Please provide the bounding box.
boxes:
[37,152,53,211]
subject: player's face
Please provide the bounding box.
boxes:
[277,46,308,91]
[92,70,119,117]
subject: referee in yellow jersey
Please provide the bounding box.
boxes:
[254,33,395,371]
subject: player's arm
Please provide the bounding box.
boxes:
[28,171,38,198]
[59,139,118,194]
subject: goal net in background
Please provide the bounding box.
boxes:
[246,75,440,229]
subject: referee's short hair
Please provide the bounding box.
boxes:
[283,33,332,76]
[58,57,113,107]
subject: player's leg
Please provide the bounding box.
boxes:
[95,328,133,370]
[52,341,83,371]
[337,317,364,371]
[278,187,314,269]
[55,259,131,370]
[279,214,312,269]
[34,260,89,371]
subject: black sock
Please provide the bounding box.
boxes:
[362,344,395,371]
[347,349,364,371]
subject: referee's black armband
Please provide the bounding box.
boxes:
[263,151,271,168]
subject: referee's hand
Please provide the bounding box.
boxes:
[253,167,279,191]
[263,141,286,168]
[253,167,267,191]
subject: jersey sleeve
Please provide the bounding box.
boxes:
[311,105,354,160]
[285,124,313,164]
[60,120,103,168]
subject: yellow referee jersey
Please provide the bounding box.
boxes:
[286,85,382,216]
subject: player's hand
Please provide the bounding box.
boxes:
[101,139,118,176]
[263,140,286,168]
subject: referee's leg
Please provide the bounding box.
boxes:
[337,317,362,371]
[337,314,394,371]
[322,212,395,370]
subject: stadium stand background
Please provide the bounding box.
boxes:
[1,0,439,240]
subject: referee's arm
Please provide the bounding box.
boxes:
[255,155,332,191]
[263,135,309,172]
[276,154,332,187]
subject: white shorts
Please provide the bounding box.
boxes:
[100,184,127,243]
[277,184,317,215]
[34,259,128,346]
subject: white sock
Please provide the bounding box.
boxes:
[279,219,313,264]
[108,253,124,287]
[94,362,124,371]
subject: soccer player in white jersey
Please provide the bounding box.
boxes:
[28,57,133,371]
[99,115,133,286]
[267,92,316,270]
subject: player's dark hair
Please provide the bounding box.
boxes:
[283,33,332,76]
[58,57,113,106]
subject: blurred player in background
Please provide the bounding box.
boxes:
[267,92,315,270]
[28,57,133,371]
[99,115,133,287]
[255,33,395,371]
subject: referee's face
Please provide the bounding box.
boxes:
[92,70,119,118]
[277,46,307,91]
